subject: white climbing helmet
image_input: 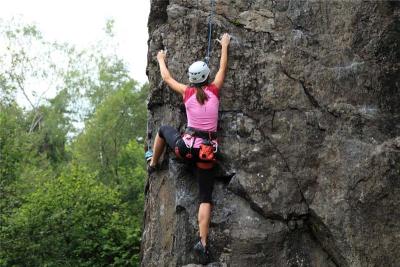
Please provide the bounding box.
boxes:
[188,61,210,84]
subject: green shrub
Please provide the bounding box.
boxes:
[1,165,141,267]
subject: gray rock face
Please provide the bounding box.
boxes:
[142,1,400,266]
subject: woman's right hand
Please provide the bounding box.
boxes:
[217,33,231,47]
[157,50,167,62]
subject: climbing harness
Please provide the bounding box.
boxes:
[173,126,218,169]
[186,127,218,169]
[185,127,217,140]
[205,0,216,64]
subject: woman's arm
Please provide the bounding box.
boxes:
[157,50,187,96]
[213,33,231,89]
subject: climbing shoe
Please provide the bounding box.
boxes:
[193,239,210,265]
[145,150,157,174]
[145,149,153,163]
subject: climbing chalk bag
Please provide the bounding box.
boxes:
[196,139,217,170]
[199,140,215,161]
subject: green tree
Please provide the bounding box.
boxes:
[1,165,140,267]
[0,18,147,266]
[0,92,71,231]
[0,101,26,219]
[116,139,146,214]
[73,82,147,183]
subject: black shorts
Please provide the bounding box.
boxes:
[158,125,214,204]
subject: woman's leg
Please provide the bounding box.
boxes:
[196,167,215,246]
[149,132,165,167]
[150,125,182,167]
[198,203,212,246]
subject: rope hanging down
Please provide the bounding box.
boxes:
[205,0,215,64]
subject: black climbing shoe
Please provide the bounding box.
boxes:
[193,239,210,265]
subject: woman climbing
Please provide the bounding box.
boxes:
[146,32,230,263]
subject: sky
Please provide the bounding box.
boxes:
[1,0,150,84]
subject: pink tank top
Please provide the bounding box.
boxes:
[183,84,219,148]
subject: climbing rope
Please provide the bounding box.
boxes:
[205,0,215,64]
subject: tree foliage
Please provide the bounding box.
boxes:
[0,18,147,266]
[73,82,147,181]
[1,166,141,266]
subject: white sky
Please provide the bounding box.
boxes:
[0,0,150,84]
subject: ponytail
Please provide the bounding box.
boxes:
[192,78,209,105]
